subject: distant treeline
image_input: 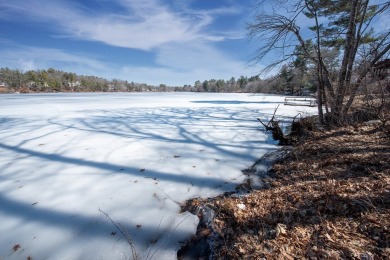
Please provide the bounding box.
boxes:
[0,67,316,94]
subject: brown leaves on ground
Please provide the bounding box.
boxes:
[204,123,390,259]
[13,244,21,252]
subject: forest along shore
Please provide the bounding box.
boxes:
[178,120,390,259]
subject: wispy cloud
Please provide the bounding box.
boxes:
[0,45,108,73]
[0,0,237,50]
[0,43,258,86]
[0,0,258,85]
[120,42,259,85]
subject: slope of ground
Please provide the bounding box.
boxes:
[184,121,389,259]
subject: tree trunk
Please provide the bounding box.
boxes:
[330,0,358,123]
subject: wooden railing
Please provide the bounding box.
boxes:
[284,96,317,107]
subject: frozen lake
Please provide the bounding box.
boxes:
[0,93,316,259]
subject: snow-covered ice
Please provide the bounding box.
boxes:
[0,93,317,259]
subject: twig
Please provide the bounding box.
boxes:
[146,217,164,260]
[271,104,280,122]
[147,215,191,260]
[257,117,273,130]
[292,112,302,122]
[257,104,281,130]
[99,208,138,260]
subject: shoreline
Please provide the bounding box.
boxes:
[180,122,389,259]
[177,149,287,259]
[178,120,390,259]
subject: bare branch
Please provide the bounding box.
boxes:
[99,209,138,260]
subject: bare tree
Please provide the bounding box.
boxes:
[248,0,390,125]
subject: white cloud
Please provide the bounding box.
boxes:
[0,44,259,86]
[0,0,261,85]
[156,42,247,72]
[0,46,108,73]
[119,42,259,85]
[0,0,233,50]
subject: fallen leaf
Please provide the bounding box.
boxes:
[13,244,21,252]
[276,223,287,237]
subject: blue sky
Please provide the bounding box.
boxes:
[0,0,261,86]
[1,0,388,86]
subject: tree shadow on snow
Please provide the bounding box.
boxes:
[0,106,289,256]
[0,191,193,255]
[0,142,236,189]
[48,106,281,159]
